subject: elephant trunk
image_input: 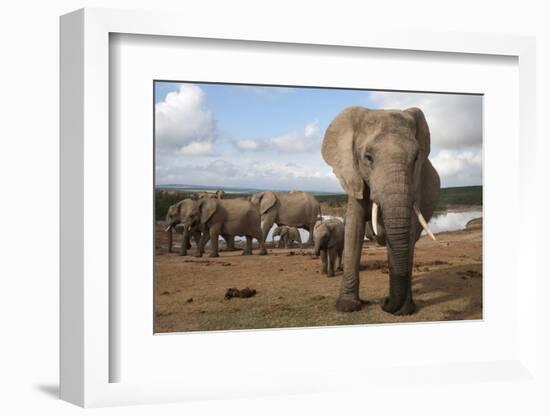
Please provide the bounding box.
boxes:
[314,239,321,257]
[380,183,414,314]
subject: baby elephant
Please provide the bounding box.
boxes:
[313,218,344,277]
[273,225,302,248]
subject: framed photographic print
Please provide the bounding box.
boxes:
[60,8,538,408]
[153,81,483,333]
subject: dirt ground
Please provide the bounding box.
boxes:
[154,225,482,333]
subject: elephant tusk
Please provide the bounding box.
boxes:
[165,225,172,232]
[413,204,436,241]
[372,202,379,236]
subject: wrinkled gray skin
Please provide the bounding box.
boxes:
[272,226,302,248]
[167,198,267,257]
[250,191,321,246]
[313,218,344,277]
[165,200,234,256]
[365,221,386,246]
[322,106,440,314]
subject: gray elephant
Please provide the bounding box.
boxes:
[313,218,344,277]
[165,201,202,255]
[322,106,440,314]
[272,225,302,248]
[165,200,234,256]
[250,191,321,246]
[192,189,225,200]
[168,198,267,257]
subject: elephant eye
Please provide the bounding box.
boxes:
[364,152,373,163]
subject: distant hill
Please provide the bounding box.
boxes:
[156,184,345,196]
[435,185,482,210]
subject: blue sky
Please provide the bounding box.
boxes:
[154,81,482,192]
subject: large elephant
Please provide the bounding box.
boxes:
[165,199,234,256]
[272,225,302,248]
[322,106,440,314]
[169,198,267,257]
[313,218,344,277]
[250,190,321,245]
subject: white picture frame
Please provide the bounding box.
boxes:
[60,8,538,408]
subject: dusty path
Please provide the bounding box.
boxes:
[155,226,482,332]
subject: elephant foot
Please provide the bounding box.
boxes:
[258,249,268,256]
[327,270,335,277]
[241,251,252,256]
[382,297,416,315]
[394,300,416,315]
[208,253,219,258]
[335,296,363,312]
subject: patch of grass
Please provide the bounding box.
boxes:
[434,186,482,212]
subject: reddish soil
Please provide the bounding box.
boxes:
[155,225,482,332]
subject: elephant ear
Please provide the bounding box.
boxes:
[405,107,431,194]
[321,106,367,199]
[259,191,277,215]
[405,107,430,160]
[197,198,217,224]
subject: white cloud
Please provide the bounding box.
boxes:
[234,139,265,152]
[368,91,482,150]
[431,149,482,187]
[271,120,321,152]
[155,84,217,152]
[177,141,213,156]
[233,121,321,154]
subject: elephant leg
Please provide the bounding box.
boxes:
[196,231,209,257]
[305,222,315,246]
[327,247,337,277]
[167,229,173,253]
[255,229,267,256]
[208,228,220,257]
[336,196,367,312]
[242,236,253,255]
[320,249,328,274]
[179,228,189,256]
[222,234,236,251]
[337,248,344,271]
[284,236,289,249]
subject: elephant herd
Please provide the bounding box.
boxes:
[164,190,323,257]
[164,106,441,315]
